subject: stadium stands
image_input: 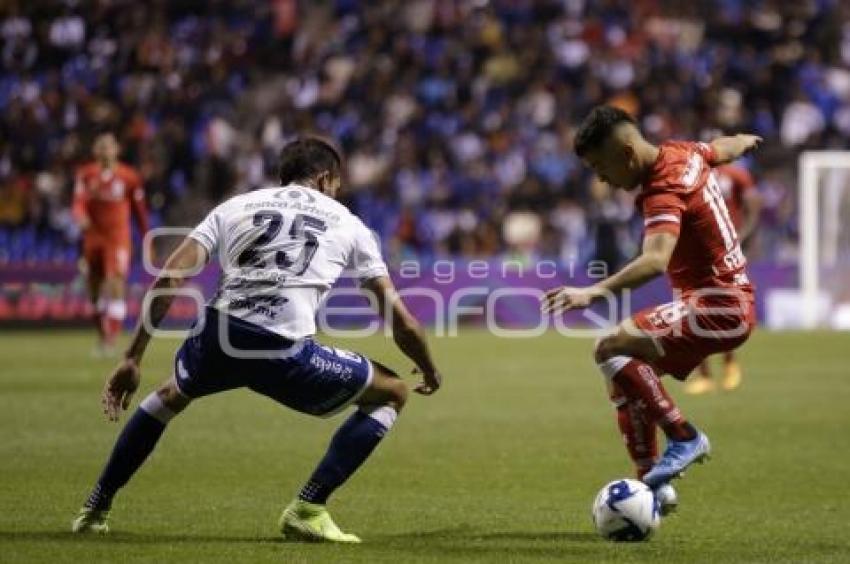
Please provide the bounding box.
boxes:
[1,0,848,267]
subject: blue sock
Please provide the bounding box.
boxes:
[299,406,397,504]
[84,394,174,510]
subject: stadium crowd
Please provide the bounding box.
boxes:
[1,0,849,269]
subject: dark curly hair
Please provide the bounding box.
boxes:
[278,136,342,186]
[574,106,636,158]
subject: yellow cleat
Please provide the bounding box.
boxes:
[71,507,110,534]
[684,377,716,395]
[722,361,742,391]
[278,500,361,543]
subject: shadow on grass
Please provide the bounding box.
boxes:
[371,525,605,560]
[0,526,606,561]
[0,531,282,545]
[0,526,597,546]
[378,525,598,543]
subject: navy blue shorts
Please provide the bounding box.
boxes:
[173,308,373,416]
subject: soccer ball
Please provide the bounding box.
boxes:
[592,479,660,541]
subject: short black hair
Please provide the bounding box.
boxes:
[573,106,636,157]
[278,136,342,185]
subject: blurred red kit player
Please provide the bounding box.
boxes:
[72,133,150,353]
[716,164,761,243]
[687,164,762,394]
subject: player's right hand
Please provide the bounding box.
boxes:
[102,358,141,421]
[412,367,442,396]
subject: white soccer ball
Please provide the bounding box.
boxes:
[592,479,660,541]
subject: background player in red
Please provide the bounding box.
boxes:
[687,163,762,394]
[73,133,151,355]
[542,106,761,508]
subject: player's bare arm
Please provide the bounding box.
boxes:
[542,232,678,315]
[102,237,208,420]
[708,134,763,165]
[362,275,442,395]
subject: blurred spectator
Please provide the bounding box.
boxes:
[1,0,849,268]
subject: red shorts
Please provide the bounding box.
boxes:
[83,239,131,278]
[632,292,756,380]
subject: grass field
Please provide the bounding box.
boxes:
[1,329,849,563]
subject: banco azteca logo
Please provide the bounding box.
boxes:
[274,187,317,204]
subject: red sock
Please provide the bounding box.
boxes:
[94,311,107,341]
[106,316,122,342]
[611,383,658,479]
[611,359,695,442]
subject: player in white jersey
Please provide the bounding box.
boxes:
[72,138,443,543]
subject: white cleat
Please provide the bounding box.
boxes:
[278,500,361,543]
[71,508,110,534]
[654,483,679,516]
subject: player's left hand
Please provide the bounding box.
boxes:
[102,358,141,421]
[737,133,763,153]
[541,286,599,314]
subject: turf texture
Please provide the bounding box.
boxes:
[0,329,848,563]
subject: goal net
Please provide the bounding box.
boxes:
[795,151,850,329]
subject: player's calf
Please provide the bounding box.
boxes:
[611,388,658,479]
[594,329,697,443]
[722,351,742,391]
[283,362,405,542]
[295,362,404,507]
[73,379,190,532]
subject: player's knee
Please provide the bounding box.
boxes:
[397,377,409,408]
[609,386,628,409]
[155,379,191,414]
[372,362,408,412]
[385,373,408,412]
[138,381,188,425]
[595,329,638,363]
[594,334,619,363]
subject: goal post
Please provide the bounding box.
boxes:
[798,150,850,329]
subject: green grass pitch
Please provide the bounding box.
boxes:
[1,328,849,563]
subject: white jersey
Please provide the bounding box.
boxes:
[189,184,388,339]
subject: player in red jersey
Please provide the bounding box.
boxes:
[687,164,762,394]
[72,133,151,355]
[542,106,761,502]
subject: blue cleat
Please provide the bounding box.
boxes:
[642,431,711,488]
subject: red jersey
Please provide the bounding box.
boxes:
[715,164,755,229]
[636,141,752,297]
[72,162,149,245]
